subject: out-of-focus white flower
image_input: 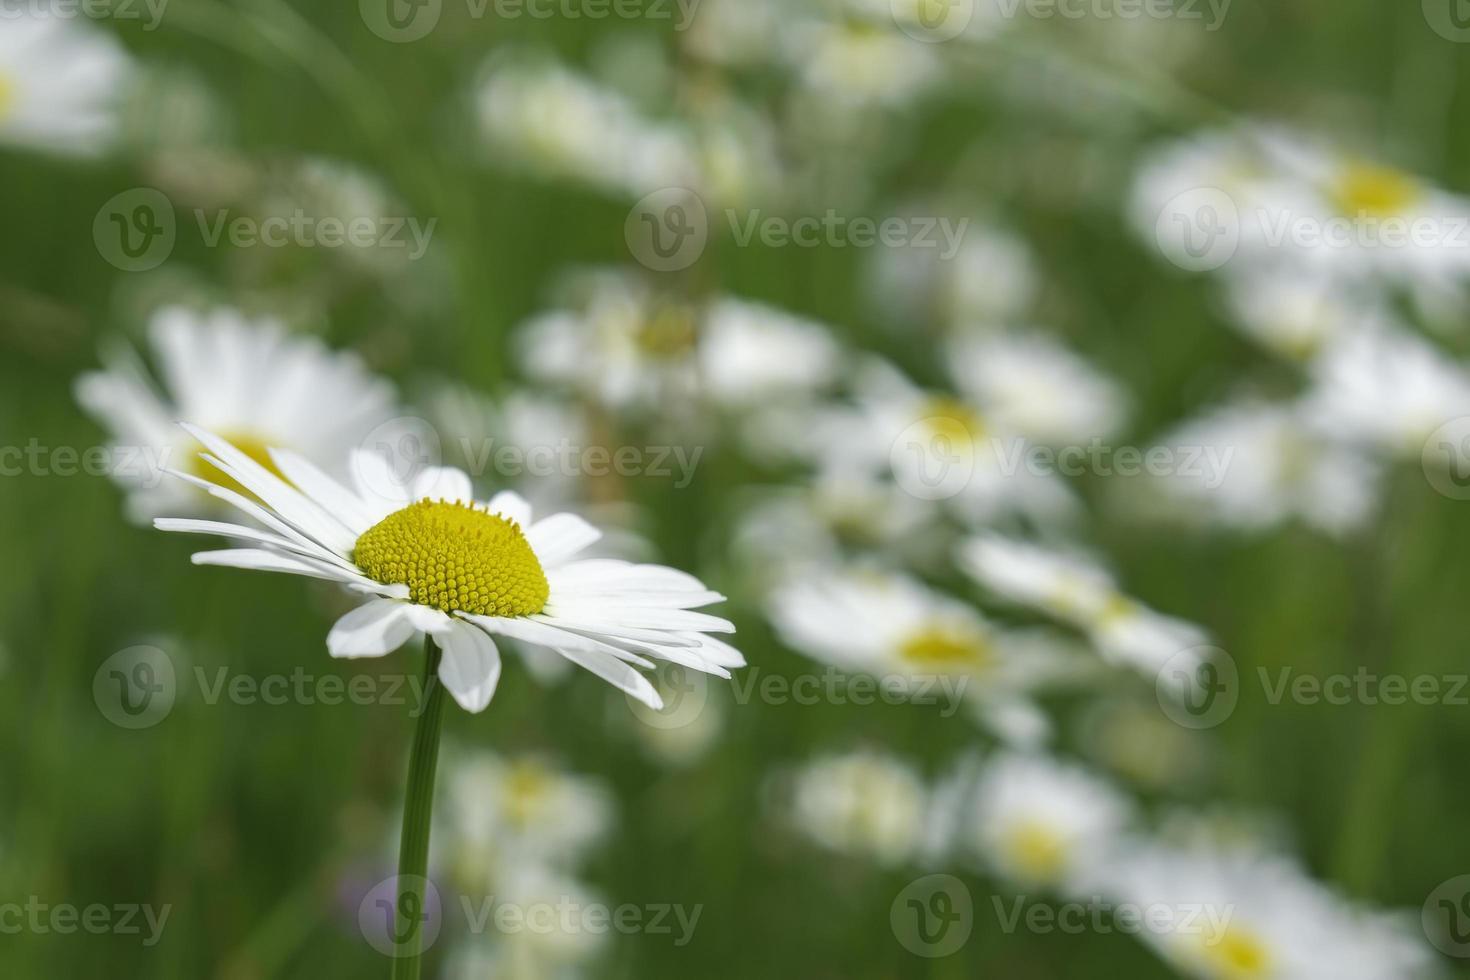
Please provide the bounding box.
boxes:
[869,222,1039,331]
[958,534,1208,675]
[1097,836,1434,980]
[476,57,696,198]
[0,14,135,156]
[1217,265,1389,362]
[1304,322,1470,457]
[785,749,928,866]
[786,16,941,109]
[74,307,398,522]
[769,567,1074,743]
[517,269,842,415]
[1149,398,1380,536]
[946,331,1128,446]
[685,0,783,68]
[443,866,608,979]
[437,751,614,890]
[968,752,1132,891]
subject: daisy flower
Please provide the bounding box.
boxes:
[768,568,1084,744]
[75,307,399,522]
[151,425,744,713]
[1217,264,1385,362]
[967,752,1132,891]
[1098,835,1433,980]
[958,534,1208,676]
[0,14,135,157]
[783,749,928,867]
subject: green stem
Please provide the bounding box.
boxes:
[390,636,447,980]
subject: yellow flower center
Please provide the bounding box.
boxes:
[1332,163,1421,218]
[1003,823,1069,880]
[635,303,699,359]
[922,397,984,447]
[899,625,992,667]
[1201,927,1273,979]
[191,432,285,499]
[502,761,551,827]
[352,500,550,617]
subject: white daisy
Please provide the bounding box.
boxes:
[967,752,1132,891]
[958,534,1208,675]
[0,14,135,157]
[1217,264,1384,362]
[696,298,843,409]
[436,750,613,891]
[784,749,928,866]
[769,568,1078,744]
[151,425,744,713]
[1149,398,1380,536]
[1098,836,1434,980]
[74,306,399,522]
[945,330,1128,447]
[1304,321,1470,458]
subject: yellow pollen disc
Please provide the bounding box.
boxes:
[635,304,698,359]
[1202,927,1273,979]
[1332,163,1421,219]
[352,500,550,617]
[191,432,285,499]
[899,625,991,667]
[922,397,984,447]
[503,761,551,827]
[1004,823,1069,881]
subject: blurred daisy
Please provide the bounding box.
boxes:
[74,307,398,522]
[152,426,744,713]
[1218,265,1383,362]
[769,568,1072,744]
[1304,322,1470,458]
[1099,837,1433,980]
[0,14,135,157]
[786,11,940,110]
[958,534,1208,675]
[1149,399,1379,536]
[436,750,613,892]
[946,331,1128,446]
[869,221,1039,332]
[968,752,1132,891]
[784,749,927,866]
[443,866,608,980]
[697,298,842,409]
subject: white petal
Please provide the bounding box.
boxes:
[269,448,379,534]
[525,513,602,565]
[486,490,533,526]
[412,466,474,505]
[435,622,502,712]
[327,599,417,659]
[556,646,663,709]
[191,548,361,584]
[349,448,413,520]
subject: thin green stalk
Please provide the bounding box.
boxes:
[390,636,447,979]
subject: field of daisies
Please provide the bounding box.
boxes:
[5,1,1470,978]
